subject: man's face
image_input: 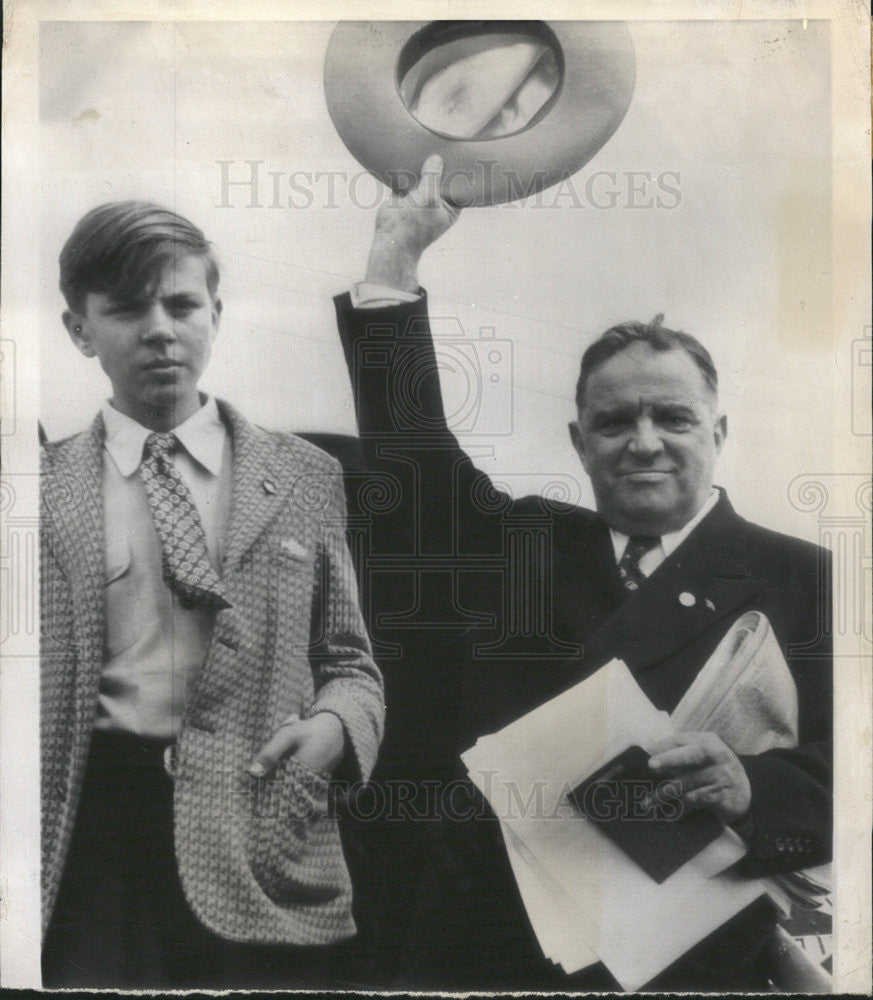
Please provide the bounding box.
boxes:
[65,254,221,431]
[569,343,726,535]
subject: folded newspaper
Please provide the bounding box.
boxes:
[460,611,828,990]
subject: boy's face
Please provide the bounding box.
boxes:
[64,254,221,431]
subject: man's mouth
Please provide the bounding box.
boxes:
[619,470,674,481]
[143,359,182,370]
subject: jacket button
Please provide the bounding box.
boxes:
[678,591,696,607]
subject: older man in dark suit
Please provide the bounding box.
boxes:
[333,156,831,990]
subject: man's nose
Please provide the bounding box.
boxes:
[627,417,663,457]
[141,303,176,342]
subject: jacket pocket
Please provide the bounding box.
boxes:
[246,756,347,904]
[272,538,315,566]
[103,538,160,656]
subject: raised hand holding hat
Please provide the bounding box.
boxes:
[366,154,460,293]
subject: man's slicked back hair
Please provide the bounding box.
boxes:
[575,314,718,410]
[59,201,219,313]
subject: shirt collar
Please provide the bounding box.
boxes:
[102,396,226,477]
[609,488,720,563]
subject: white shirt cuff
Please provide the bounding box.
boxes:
[350,281,422,309]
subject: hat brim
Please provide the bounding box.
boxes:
[324,21,636,207]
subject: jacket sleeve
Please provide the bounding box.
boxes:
[334,290,452,440]
[736,545,833,877]
[333,290,506,557]
[307,465,385,784]
[736,743,832,876]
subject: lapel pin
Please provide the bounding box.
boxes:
[678,591,696,607]
[263,479,276,495]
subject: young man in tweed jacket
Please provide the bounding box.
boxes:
[40,202,384,988]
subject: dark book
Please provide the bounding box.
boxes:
[567,745,723,884]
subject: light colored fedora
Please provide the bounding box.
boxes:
[324,21,635,207]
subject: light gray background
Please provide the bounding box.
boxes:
[38,18,832,543]
[2,6,868,991]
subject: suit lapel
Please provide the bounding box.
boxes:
[582,494,766,673]
[42,415,107,726]
[552,515,626,643]
[218,401,288,574]
[43,415,105,574]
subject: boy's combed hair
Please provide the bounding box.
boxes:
[575,313,719,410]
[59,201,220,312]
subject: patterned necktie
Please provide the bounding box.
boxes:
[139,432,231,610]
[618,535,660,593]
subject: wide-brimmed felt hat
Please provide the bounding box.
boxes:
[324,20,635,207]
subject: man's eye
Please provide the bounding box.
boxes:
[167,301,199,317]
[663,414,692,429]
[598,417,629,432]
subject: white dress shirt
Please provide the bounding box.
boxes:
[609,489,720,577]
[96,397,233,738]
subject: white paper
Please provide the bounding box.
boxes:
[500,824,599,970]
[463,659,766,989]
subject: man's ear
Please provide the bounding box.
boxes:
[63,311,95,358]
[568,419,589,473]
[211,297,222,334]
[713,413,727,455]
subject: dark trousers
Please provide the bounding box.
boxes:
[42,730,335,990]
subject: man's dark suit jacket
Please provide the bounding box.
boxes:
[334,292,832,991]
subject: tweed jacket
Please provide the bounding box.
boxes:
[334,291,832,989]
[40,400,384,945]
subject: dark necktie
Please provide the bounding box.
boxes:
[139,431,231,610]
[618,535,660,593]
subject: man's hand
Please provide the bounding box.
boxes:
[246,712,346,779]
[365,154,461,292]
[648,731,752,826]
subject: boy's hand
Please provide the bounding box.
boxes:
[246,712,346,778]
[365,154,461,292]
